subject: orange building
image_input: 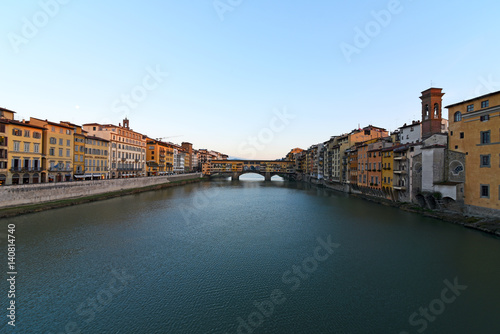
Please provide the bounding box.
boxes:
[146,139,174,175]
[367,146,382,189]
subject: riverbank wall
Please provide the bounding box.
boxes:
[0,173,204,217]
[310,178,500,237]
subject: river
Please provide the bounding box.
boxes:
[1,174,499,333]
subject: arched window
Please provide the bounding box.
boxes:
[454,111,462,122]
[434,103,439,117]
[424,104,429,119]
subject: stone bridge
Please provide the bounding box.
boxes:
[204,160,295,181]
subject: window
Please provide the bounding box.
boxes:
[51,126,55,132]
[34,143,40,153]
[434,103,439,117]
[467,104,474,112]
[67,139,71,146]
[454,111,462,122]
[50,137,56,144]
[66,129,71,135]
[13,141,20,152]
[59,138,63,146]
[12,128,22,136]
[481,131,491,144]
[24,142,30,152]
[480,115,490,122]
[66,149,70,157]
[480,185,489,198]
[49,148,55,156]
[454,165,464,174]
[33,132,41,139]
[59,148,63,157]
[460,132,464,139]
[480,155,491,167]
[24,130,30,137]
[481,100,489,108]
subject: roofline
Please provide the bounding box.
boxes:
[3,120,46,130]
[0,107,16,113]
[399,122,421,129]
[29,117,74,129]
[86,135,109,142]
[445,89,500,108]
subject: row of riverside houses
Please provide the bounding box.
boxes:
[285,87,500,218]
[0,110,228,186]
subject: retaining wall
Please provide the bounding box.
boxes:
[0,173,202,208]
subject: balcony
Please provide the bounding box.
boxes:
[48,167,72,172]
[394,156,407,161]
[10,167,42,172]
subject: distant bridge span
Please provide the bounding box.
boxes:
[203,160,295,181]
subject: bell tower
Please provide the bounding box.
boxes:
[420,88,444,139]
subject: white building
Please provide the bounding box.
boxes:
[398,121,421,144]
[173,148,185,174]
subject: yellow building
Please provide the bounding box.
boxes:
[28,117,74,182]
[60,121,86,176]
[84,135,109,179]
[201,162,210,175]
[446,90,500,215]
[0,109,44,185]
[381,146,394,200]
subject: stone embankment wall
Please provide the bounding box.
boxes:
[0,173,202,208]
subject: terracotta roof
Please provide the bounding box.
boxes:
[29,117,74,129]
[3,119,46,130]
[0,107,16,113]
[86,135,109,142]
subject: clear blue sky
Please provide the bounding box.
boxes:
[1,0,499,159]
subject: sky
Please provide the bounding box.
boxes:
[1,0,500,160]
